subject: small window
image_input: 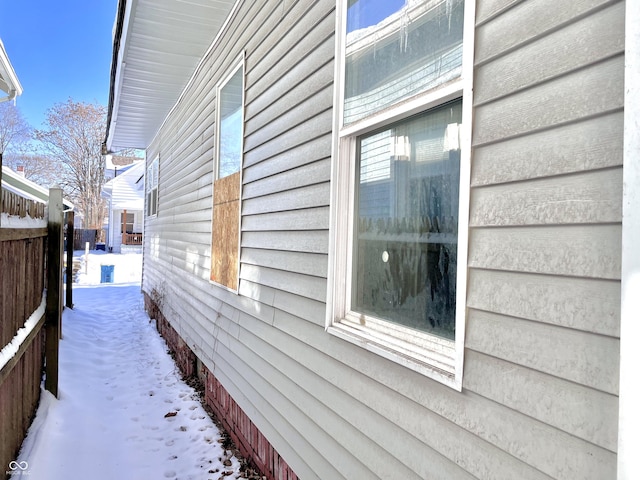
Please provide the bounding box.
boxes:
[120,212,135,234]
[211,58,244,291]
[217,67,244,179]
[146,157,158,217]
[328,0,473,389]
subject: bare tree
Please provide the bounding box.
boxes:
[2,152,62,186]
[0,101,31,154]
[0,102,63,186]
[36,99,107,229]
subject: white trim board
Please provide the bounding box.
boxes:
[618,4,640,479]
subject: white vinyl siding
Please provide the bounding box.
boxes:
[140,0,623,478]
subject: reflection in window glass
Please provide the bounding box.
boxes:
[344,0,464,124]
[352,99,462,339]
[218,68,243,178]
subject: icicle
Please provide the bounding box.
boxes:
[374,32,378,60]
[400,6,409,53]
[446,0,453,32]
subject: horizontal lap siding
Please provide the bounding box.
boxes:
[466,1,623,479]
[143,0,623,479]
[144,1,341,478]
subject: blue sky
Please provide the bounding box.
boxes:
[0,0,116,129]
[347,0,405,33]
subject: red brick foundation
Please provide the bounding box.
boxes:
[144,293,298,480]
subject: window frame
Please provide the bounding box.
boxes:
[210,54,245,293]
[120,212,135,234]
[327,0,476,390]
[214,57,245,182]
[146,156,159,217]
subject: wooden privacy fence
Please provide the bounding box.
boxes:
[1,189,45,219]
[73,228,98,250]
[0,187,65,477]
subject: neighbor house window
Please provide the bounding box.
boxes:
[146,157,158,216]
[211,57,244,291]
[120,212,134,233]
[328,0,473,389]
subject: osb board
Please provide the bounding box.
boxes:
[214,172,241,204]
[211,172,241,289]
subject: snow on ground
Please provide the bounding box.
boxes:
[15,252,245,480]
[0,212,47,228]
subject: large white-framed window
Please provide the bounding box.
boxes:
[146,156,159,217]
[210,55,244,291]
[327,0,475,389]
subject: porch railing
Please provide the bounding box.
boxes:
[122,232,143,245]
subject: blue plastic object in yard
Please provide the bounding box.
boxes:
[100,265,114,283]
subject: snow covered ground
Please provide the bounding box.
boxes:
[14,252,247,480]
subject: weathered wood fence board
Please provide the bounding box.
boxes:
[73,229,97,250]
[0,327,44,480]
[0,187,64,478]
[0,189,46,220]
[0,234,46,350]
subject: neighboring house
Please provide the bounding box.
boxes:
[104,154,140,180]
[0,38,22,103]
[1,166,74,218]
[101,160,145,253]
[105,1,639,479]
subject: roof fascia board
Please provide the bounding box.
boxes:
[0,39,23,102]
[106,0,137,151]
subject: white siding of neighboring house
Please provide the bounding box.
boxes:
[141,0,623,478]
[108,209,143,252]
[104,162,145,252]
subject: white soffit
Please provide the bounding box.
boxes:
[107,0,236,151]
[0,38,23,102]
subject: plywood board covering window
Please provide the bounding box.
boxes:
[211,172,241,289]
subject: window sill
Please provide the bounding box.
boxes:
[327,318,462,390]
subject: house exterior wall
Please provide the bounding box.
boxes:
[107,208,143,252]
[141,0,623,478]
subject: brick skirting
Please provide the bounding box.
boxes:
[144,293,298,480]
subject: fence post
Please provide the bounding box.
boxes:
[45,187,63,398]
[65,211,74,308]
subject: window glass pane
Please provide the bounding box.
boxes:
[352,99,462,339]
[153,158,158,187]
[344,0,464,125]
[120,213,135,233]
[218,68,243,178]
[152,189,157,215]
